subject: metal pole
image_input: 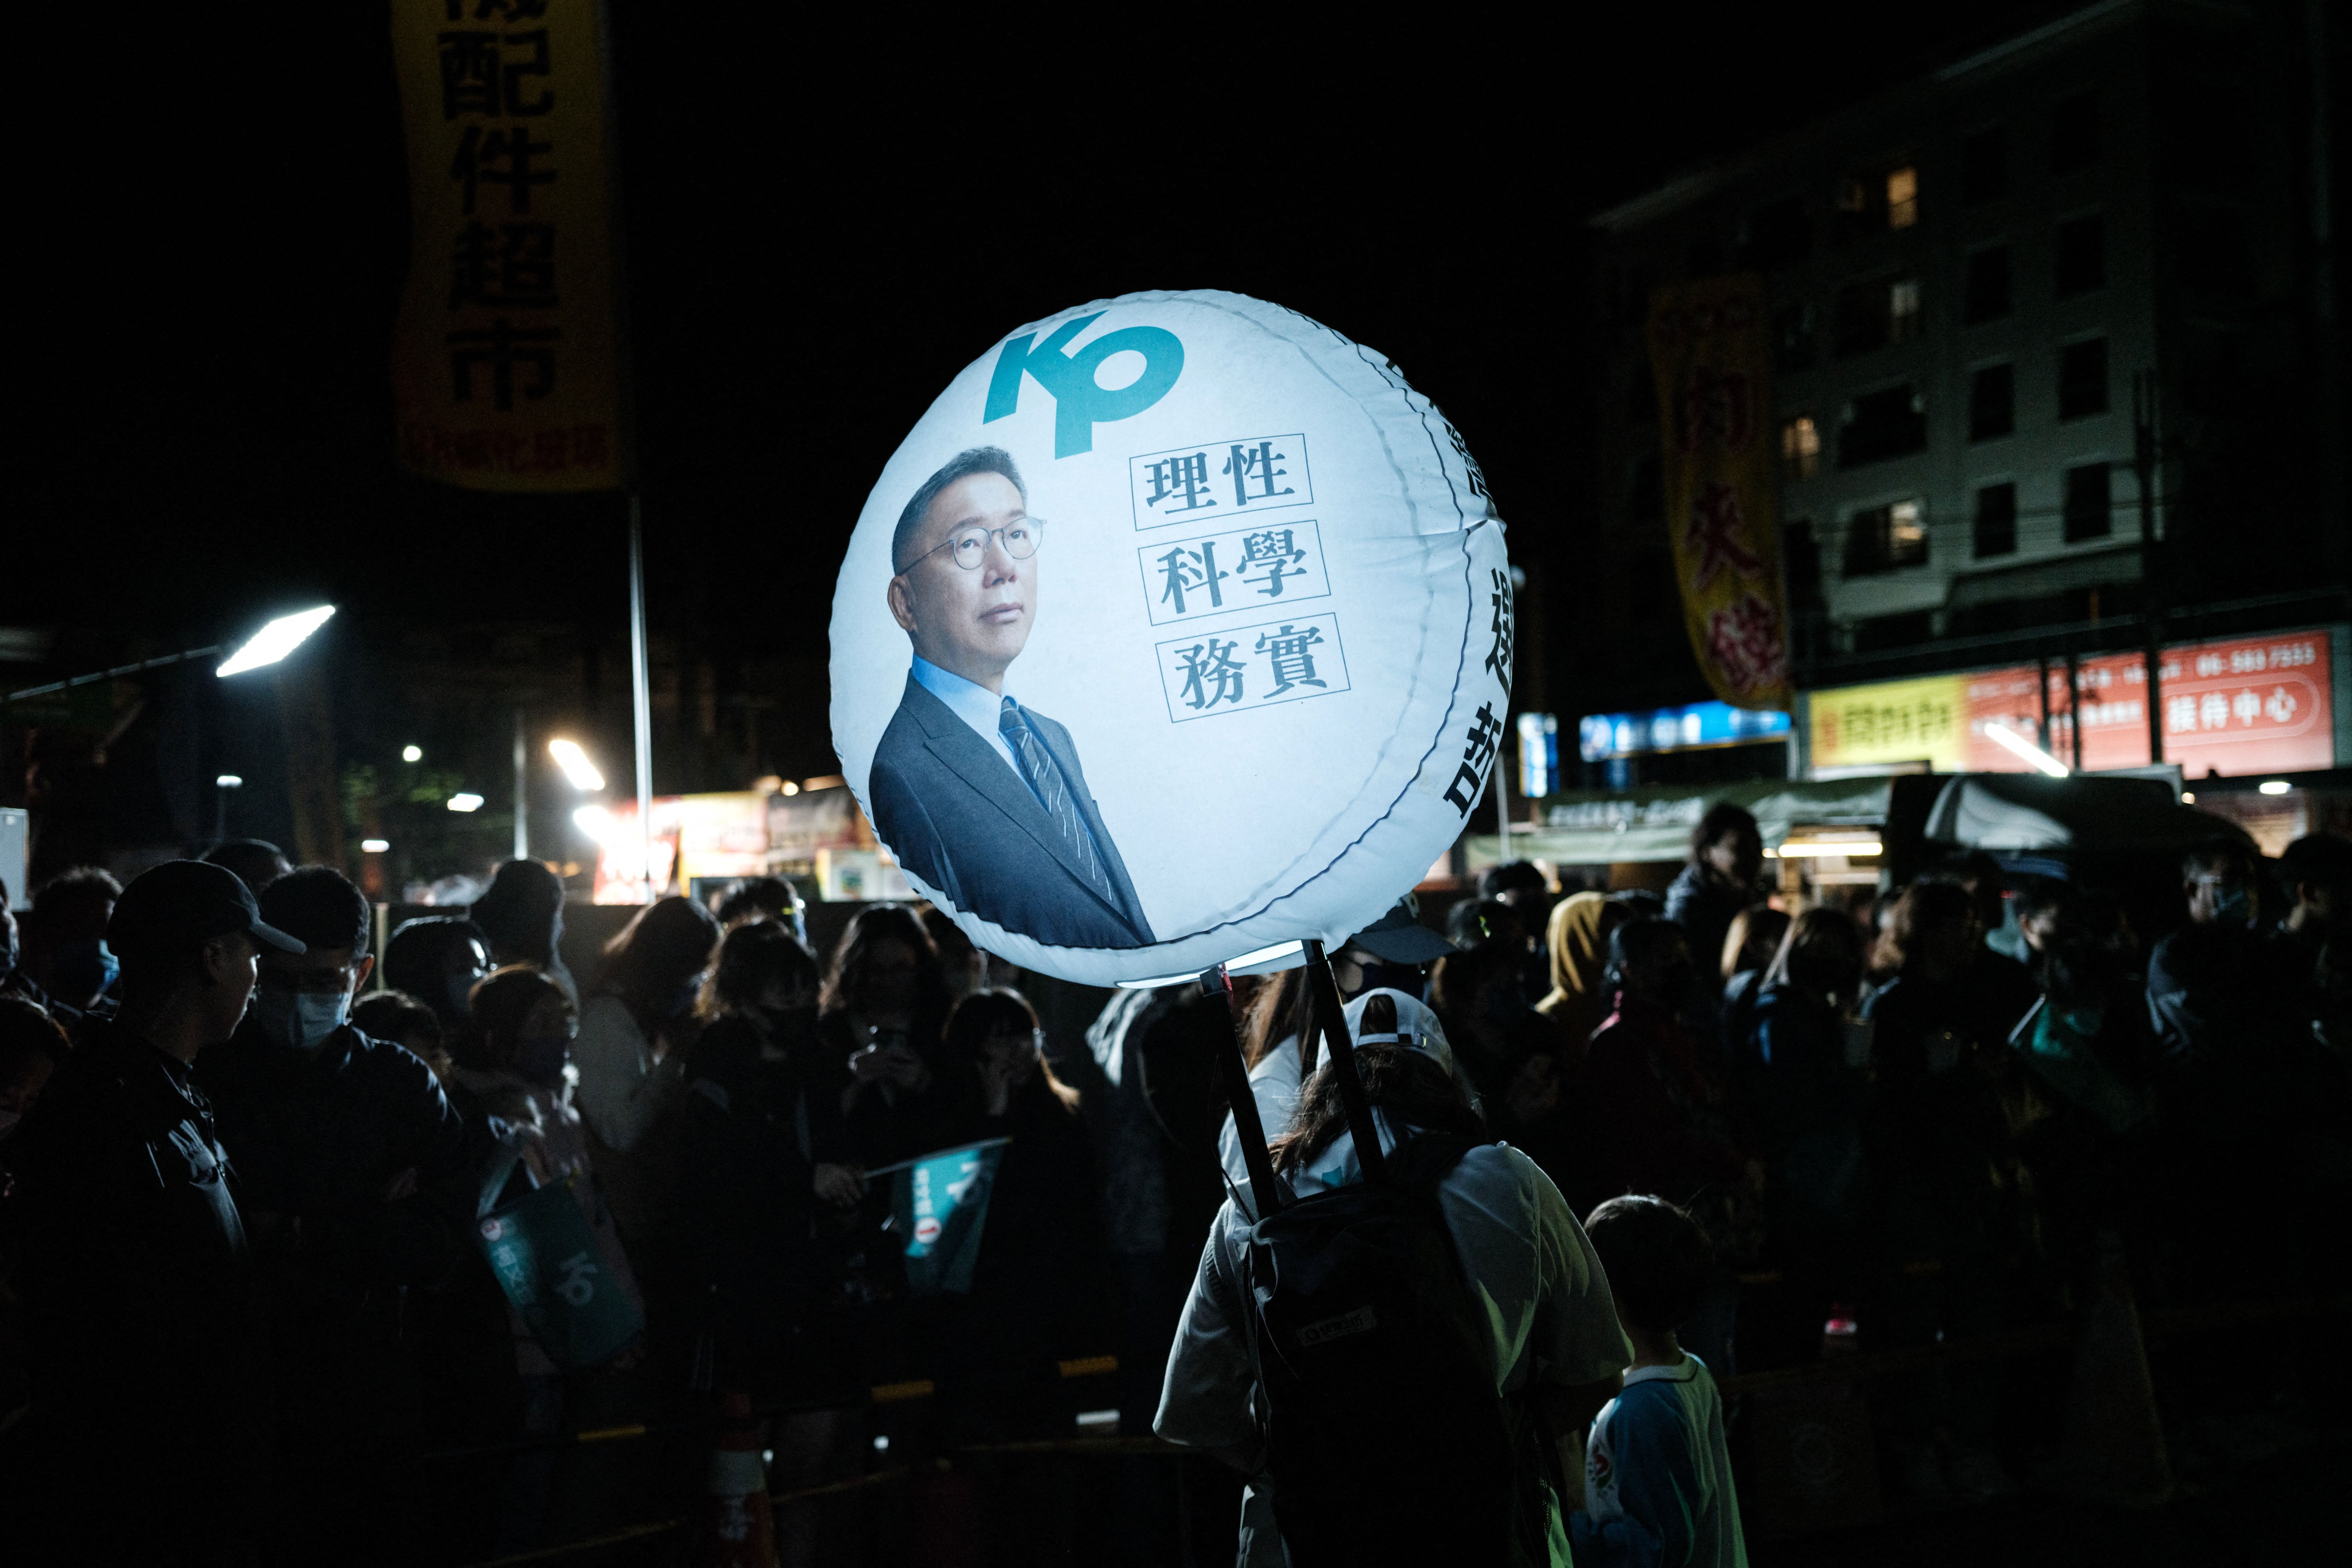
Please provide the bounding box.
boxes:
[1299,940,1387,1185]
[512,707,530,862]
[2134,372,2165,765]
[1494,737,1512,871]
[4,645,223,709]
[2065,647,2084,772]
[2037,654,2054,754]
[1199,964,1285,1222]
[629,496,655,901]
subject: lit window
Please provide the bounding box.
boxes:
[1886,166,1919,229]
[1889,499,1927,558]
[1888,277,1924,341]
[1781,416,1821,481]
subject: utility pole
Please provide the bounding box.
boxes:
[2134,371,2165,765]
[629,497,655,901]
[512,707,529,861]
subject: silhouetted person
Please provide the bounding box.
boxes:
[4,861,303,1561]
[203,837,292,899]
[470,858,578,1006]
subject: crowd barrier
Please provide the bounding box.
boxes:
[443,1291,2349,1567]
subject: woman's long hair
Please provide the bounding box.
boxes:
[1761,906,1866,1006]
[455,964,572,1076]
[1269,1042,1486,1175]
[597,895,721,1030]
[944,986,1080,1112]
[818,902,947,1018]
[701,919,820,1020]
[1239,966,1314,1070]
[1869,879,1976,979]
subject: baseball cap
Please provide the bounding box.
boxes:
[108,860,306,967]
[1345,895,1457,967]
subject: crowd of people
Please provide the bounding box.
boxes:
[0,804,2345,1564]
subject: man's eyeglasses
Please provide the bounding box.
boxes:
[896,518,1045,575]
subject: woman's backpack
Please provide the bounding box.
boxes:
[1242,1131,1552,1567]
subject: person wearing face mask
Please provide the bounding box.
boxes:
[2146,839,2284,1068]
[439,964,644,1555]
[0,877,83,1036]
[191,865,475,1560]
[23,865,123,1021]
[2,860,303,1561]
[679,923,868,1562]
[573,895,720,1266]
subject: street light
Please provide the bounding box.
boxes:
[216,606,336,679]
[1983,720,2071,778]
[361,838,390,853]
[402,744,423,763]
[447,792,485,813]
[548,739,605,791]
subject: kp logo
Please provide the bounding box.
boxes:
[985,312,1183,458]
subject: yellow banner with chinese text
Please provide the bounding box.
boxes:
[1648,276,1792,710]
[389,0,627,491]
[1807,674,1970,772]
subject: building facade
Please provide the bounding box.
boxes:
[1585,0,2345,729]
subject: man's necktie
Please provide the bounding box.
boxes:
[1000,697,1119,908]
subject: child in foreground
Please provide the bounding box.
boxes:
[1573,1195,1749,1568]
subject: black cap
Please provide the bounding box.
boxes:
[108,861,306,966]
[1347,895,1457,966]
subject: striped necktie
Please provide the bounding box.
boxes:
[1000,697,1118,908]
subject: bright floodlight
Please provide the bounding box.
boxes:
[360,838,390,853]
[1983,721,2070,778]
[1774,840,1884,858]
[447,792,485,813]
[401,744,423,763]
[2259,780,2292,796]
[215,774,243,789]
[548,739,605,791]
[216,606,335,678]
[573,804,613,841]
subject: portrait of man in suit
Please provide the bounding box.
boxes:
[867,446,1156,948]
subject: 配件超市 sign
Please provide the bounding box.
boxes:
[828,290,1510,986]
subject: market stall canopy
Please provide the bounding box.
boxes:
[1918,772,2244,853]
[1468,776,1893,868]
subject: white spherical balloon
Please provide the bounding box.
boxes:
[829,289,1511,985]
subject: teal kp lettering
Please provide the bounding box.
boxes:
[985,312,1184,457]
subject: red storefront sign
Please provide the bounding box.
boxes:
[1963,630,2332,777]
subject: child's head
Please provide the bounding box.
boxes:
[1585,1194,1711,1335]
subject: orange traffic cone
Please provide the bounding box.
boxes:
[699,1390,779,1568]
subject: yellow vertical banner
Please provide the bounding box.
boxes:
[1648,276,1793,710]
[389,1,628,492]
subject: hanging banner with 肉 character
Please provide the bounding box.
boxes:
[388,0,628,492]
[1648,275,1792,711]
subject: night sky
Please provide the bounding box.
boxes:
[7,4,2077,698]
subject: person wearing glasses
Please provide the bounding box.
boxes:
[870,446,1155,949]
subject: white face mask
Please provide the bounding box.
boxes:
[259,987,352,1052]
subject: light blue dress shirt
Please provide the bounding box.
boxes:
[910,656,1029,791]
